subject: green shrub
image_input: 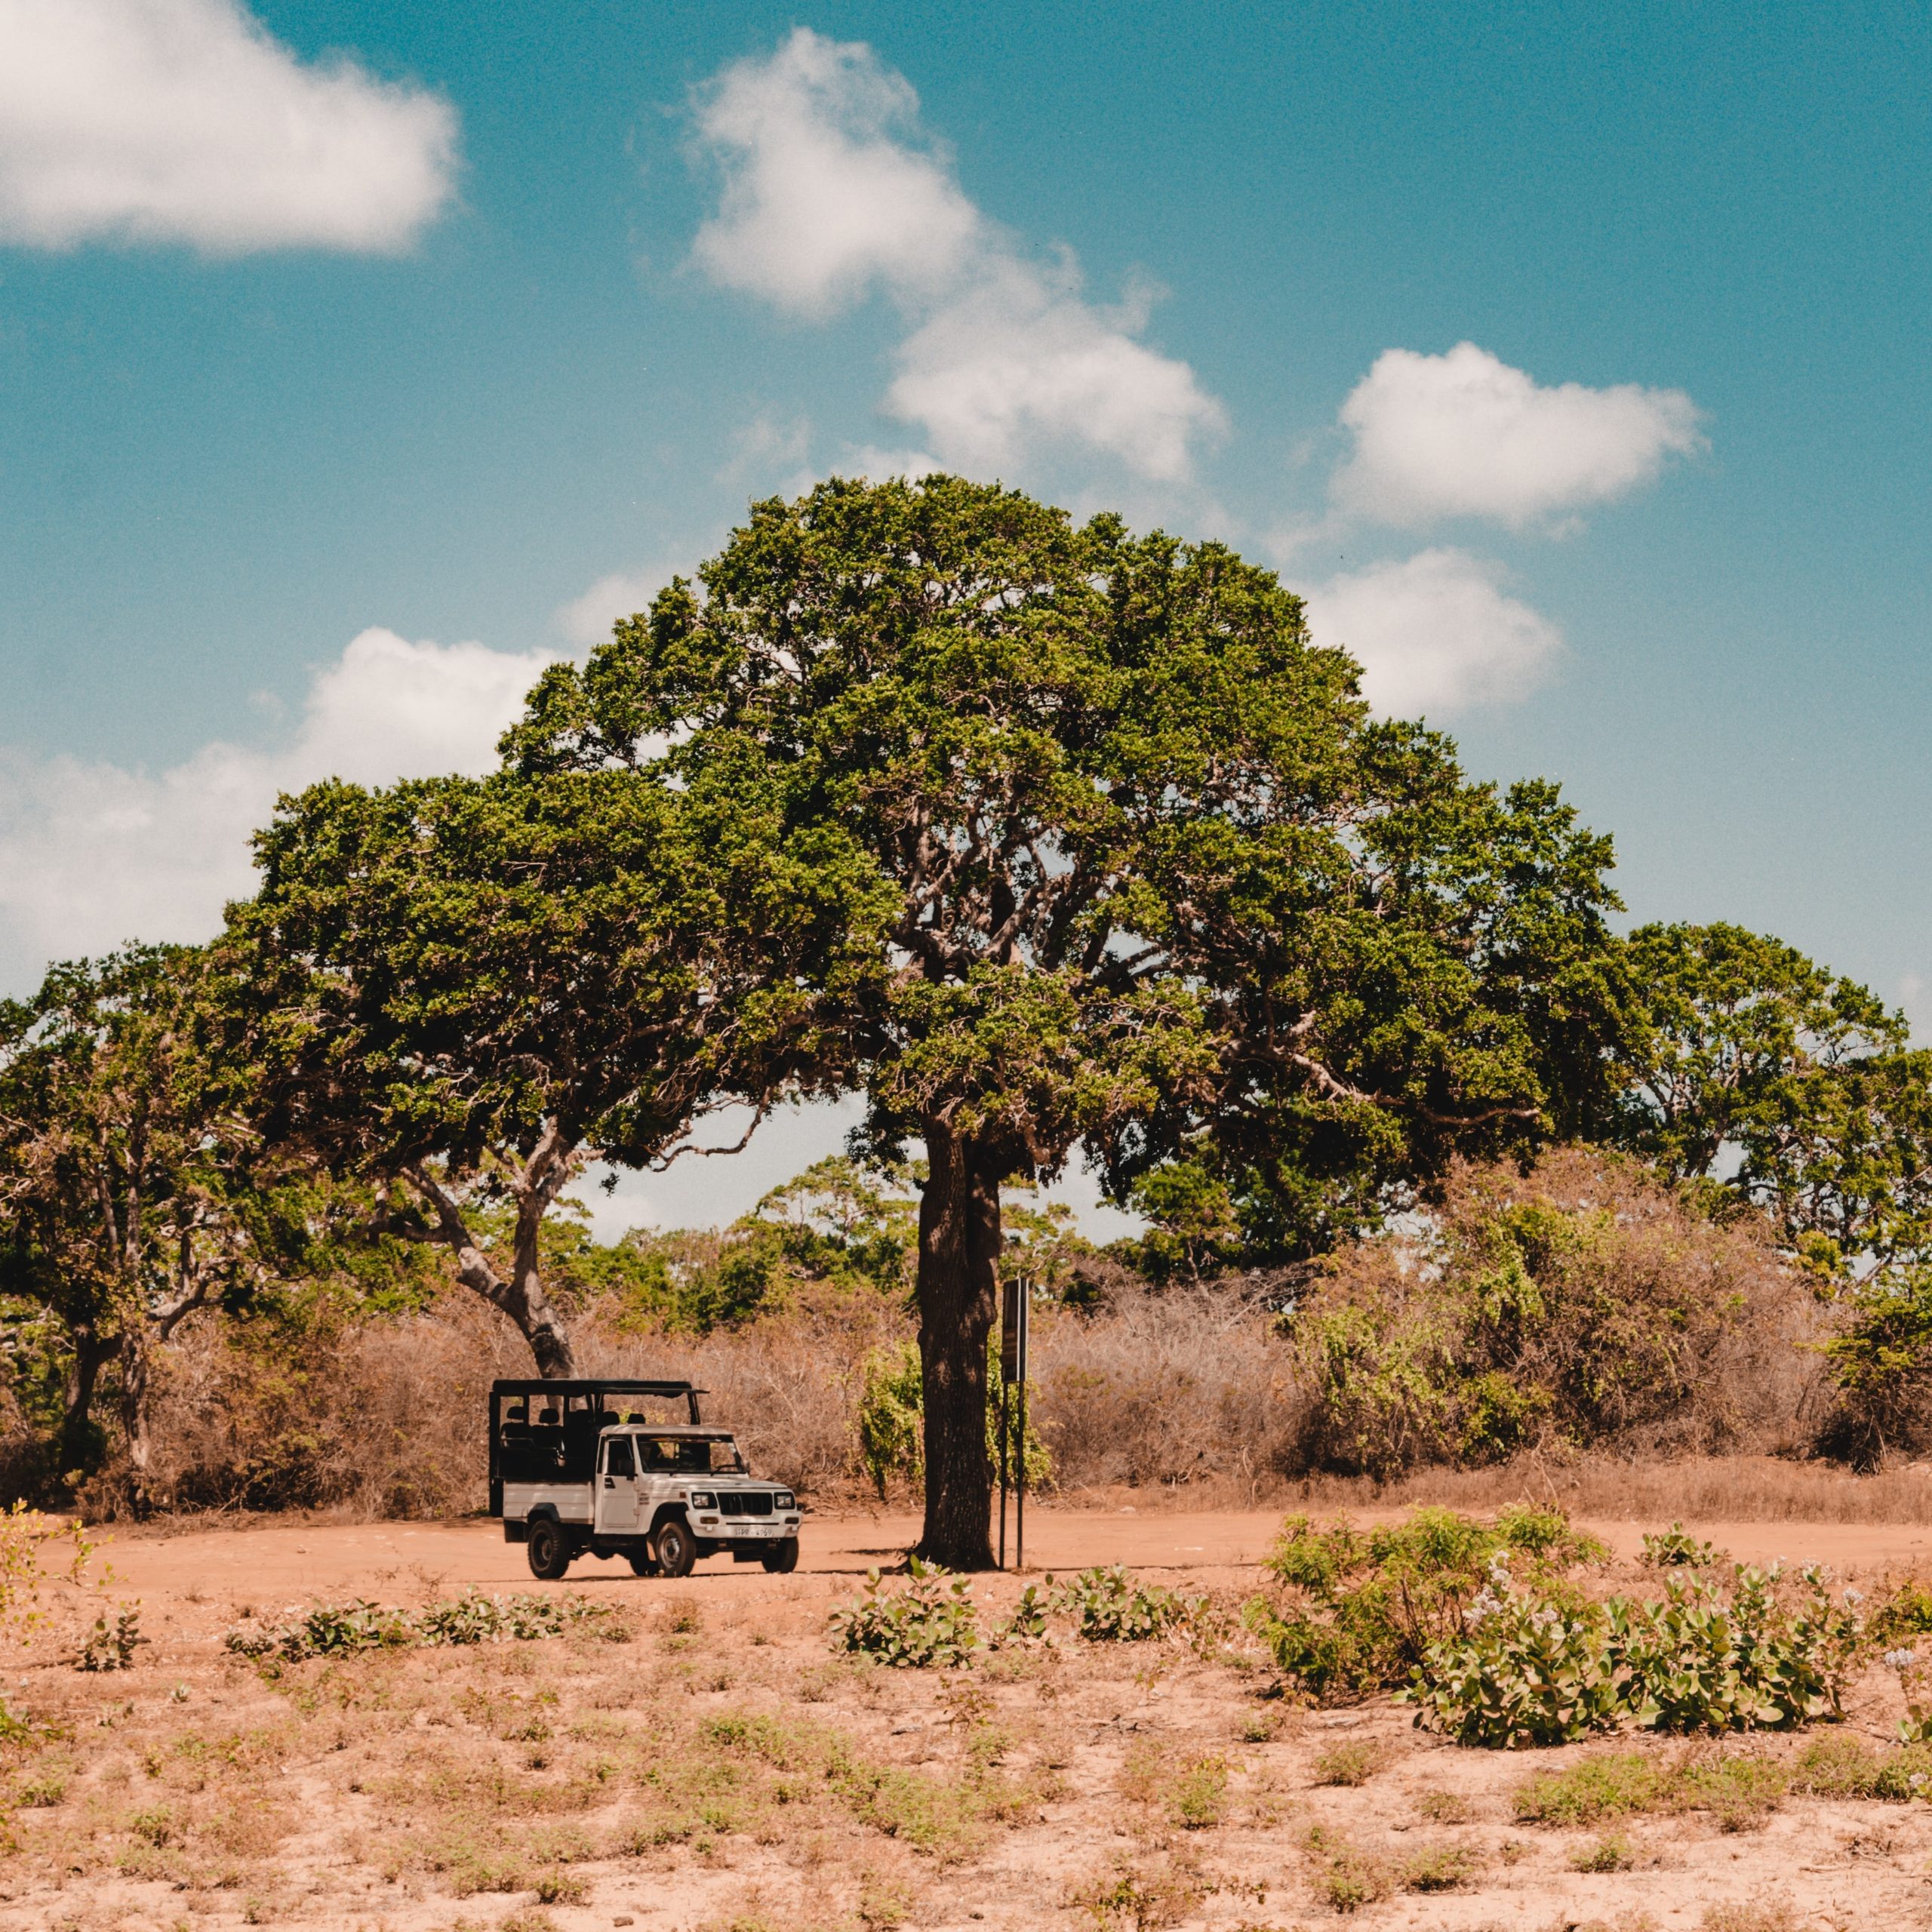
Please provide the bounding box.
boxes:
[1568,1832,1635,1872]
[829,1562,980,1668]
[1608,1565,1859,1733]
[1243,1506,1603,1701]
[1405,1552,1862,1749]
[1404,1575,1621,1749]
[1398,1841,1478,1891]
[1166,1754,1229,1829]
[78,1605,146,1672]
[1051,1567,1197,1643]
[1791,1731,1932,1801]
[221,1590,595,1663]
[1515,1749,1796,1830]
[1278,1150,1810,1478]
[1302,1825,1387,1912]
[1869,1579,1932,1644]
[1641,1522,1723,1568]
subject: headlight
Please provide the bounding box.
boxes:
[688,1490,716,1509]
[774,1491,796,1510]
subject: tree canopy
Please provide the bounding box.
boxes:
[503,474,1629,1563]
[218,758,883,1372]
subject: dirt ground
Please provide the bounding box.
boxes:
[11,1503,1932,1932]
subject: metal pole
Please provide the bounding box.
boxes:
[1014,1275,1029,1574]
[998,1346,1009,1571]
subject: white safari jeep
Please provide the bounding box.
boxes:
[489,1377,801,1582]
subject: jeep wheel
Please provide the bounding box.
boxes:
[626,1547,658,1578]
[761,1537,799,1575]
[526,1517,572,1581]
[654,1516,696,1579]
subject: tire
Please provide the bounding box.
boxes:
[654,1515,696,1579]
[761,1537,799,1575]
[526,1516,572,1581]
[626,1547,658,1578]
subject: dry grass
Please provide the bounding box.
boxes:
[4,1530,1932,1927]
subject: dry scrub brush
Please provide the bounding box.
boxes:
[1283,1148,1829,1478]
[51,1147,1870,1522]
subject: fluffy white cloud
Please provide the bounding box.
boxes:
[1296,547,1562,718]
[688,29,1223,481]
[0,629,554,989]
[1333,343,1703,529]
[691,27,980,316]
[887,260,1225,482]
[0,0,457,254]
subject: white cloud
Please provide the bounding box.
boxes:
[1296,547,1562,717]
[0,0,457,254]
[688,29,1223,482]
[1333,343,1703,529]
[0,629,554,989]
[887,259,1225,482]
[691,27,979,317]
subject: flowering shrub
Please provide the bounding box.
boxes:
[1609,1564,1860,1733]
[1405,1555,1864,1749]
[1401,1554,1621,1748]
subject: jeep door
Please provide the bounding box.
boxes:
[597,1435,641,1534]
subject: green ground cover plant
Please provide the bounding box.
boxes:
[829,1562,980,1668]
[221,1590,601,1663]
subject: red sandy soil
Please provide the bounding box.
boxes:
[92,1504,1932,1605]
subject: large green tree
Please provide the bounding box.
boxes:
[220,762,881,1374]
[504,475,1626,1566]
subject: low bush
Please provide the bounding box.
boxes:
[1641,1522,1724,1568]
[1568,1832,1636,1872]
[1242,1504,1603,1702]
[829,1562,980,1669]
[1310,1740,1387,1786]
[1049,1567,1198,1644]
[1407,1557,1861,1748]
[1398,1841,1478,1891]
[1301,1825,1388,1913]
[77,1605,146,1672]
[1166,1754,1229,1829]
[1607,1564,1859,1733]
[1789,1730,1932,1800]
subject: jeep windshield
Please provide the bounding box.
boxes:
[632,1432,747,1475]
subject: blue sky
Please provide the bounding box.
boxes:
[1,0,1928,1222]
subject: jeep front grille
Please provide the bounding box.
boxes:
[715,1492,774,1517]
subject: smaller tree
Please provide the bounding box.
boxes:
[0,946,312,1499]
[1614,921,1932,1281]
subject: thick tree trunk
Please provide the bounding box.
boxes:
[915,1119,1002,1570]
[59,1327,110,1478]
